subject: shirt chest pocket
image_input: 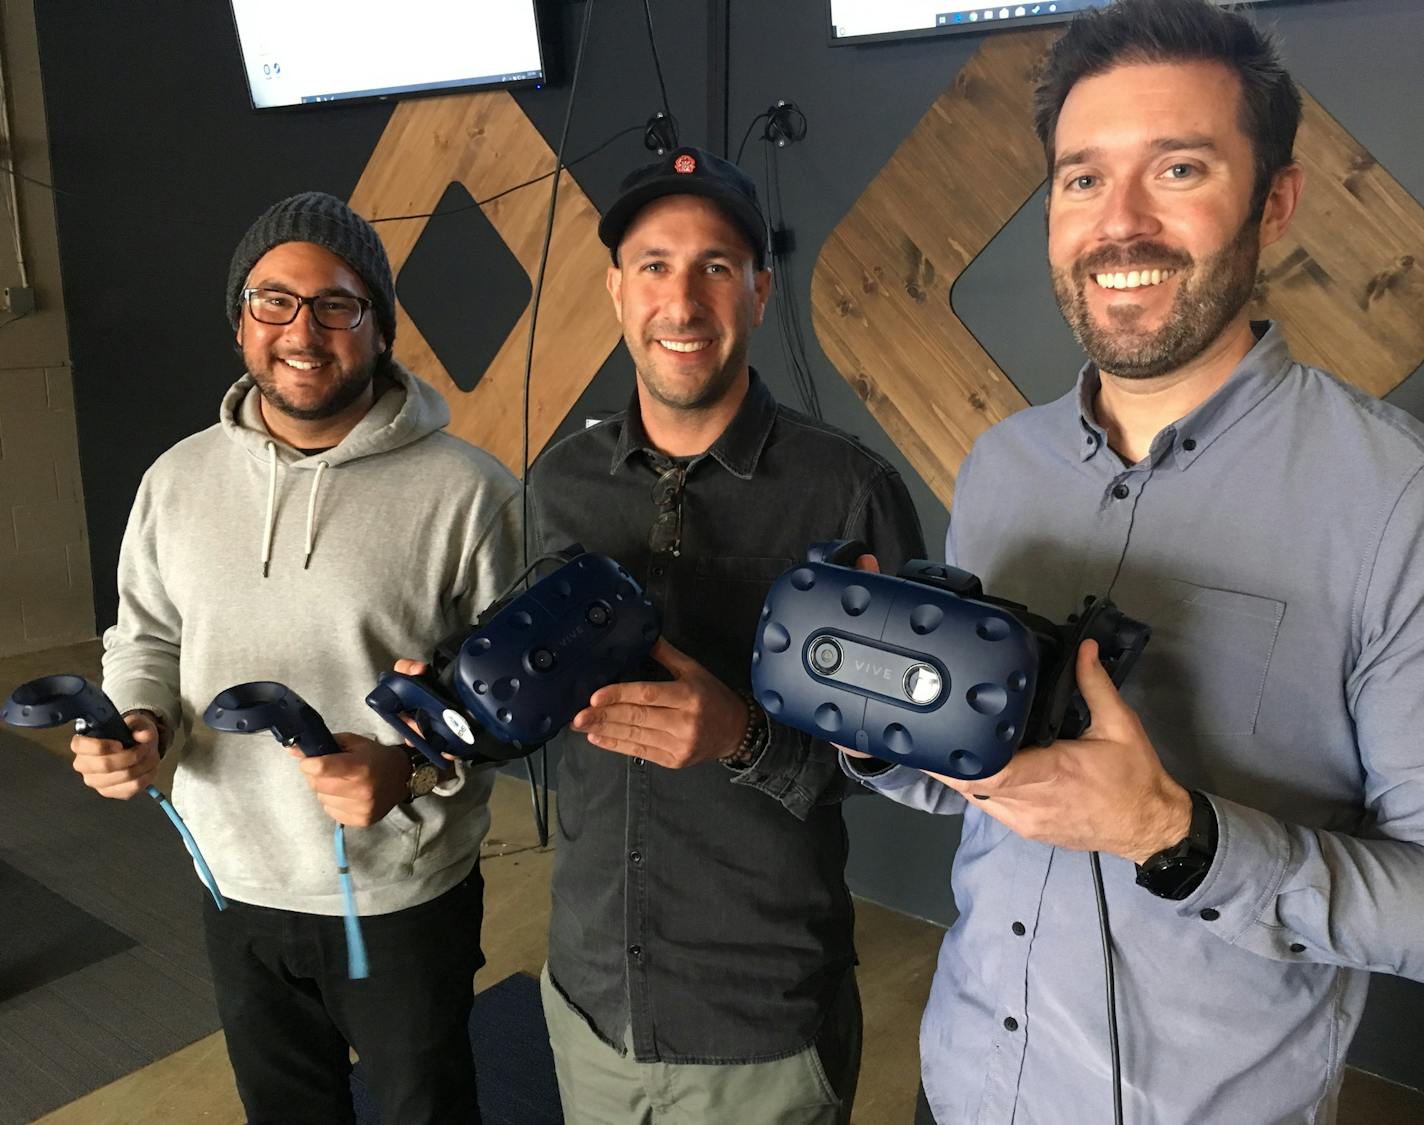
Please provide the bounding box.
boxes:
[686,556,796,685]
[1129,583,1286,740]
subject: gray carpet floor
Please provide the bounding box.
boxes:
[0,729,218,1124]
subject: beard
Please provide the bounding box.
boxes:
[247,347,380,421]
[630,323,750,412]
[1050,218,1260,380]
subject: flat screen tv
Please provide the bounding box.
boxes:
[830,1,1283,46]
[229,0,546,110]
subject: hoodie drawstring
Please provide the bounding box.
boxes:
[261,442,278,579]
[261,445,329,576]
[304,461,329,570]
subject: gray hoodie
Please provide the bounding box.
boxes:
[102,364,522,915]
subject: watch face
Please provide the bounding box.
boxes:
[409,763,440,798]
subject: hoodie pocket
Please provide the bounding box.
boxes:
[346,798,423,881]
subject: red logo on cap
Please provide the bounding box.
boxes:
[673,154,697,175]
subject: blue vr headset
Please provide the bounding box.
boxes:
[750,541,1150,780]
[366,546,660,766]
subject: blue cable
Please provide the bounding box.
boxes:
[145,784,226,910]
[333,824,369,980]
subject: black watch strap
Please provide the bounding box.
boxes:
[1135,789,1218,900]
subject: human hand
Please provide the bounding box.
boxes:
[571,637,748,768]
[290,733,410,827]
[929,640,1192,863]
[70,711,161,798]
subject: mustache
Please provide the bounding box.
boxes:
[1074,242,1193,279]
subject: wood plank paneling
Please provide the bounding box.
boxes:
[812,31,1424,508]
[349,91,623,477]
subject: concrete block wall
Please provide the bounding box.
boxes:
[0,0,95,656]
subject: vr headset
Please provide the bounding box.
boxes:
[750,541,1150,779]
[366,546,660,766]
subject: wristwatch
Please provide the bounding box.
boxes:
[1135,789,1218,900]
[403,746,442,801]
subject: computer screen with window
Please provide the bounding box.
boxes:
[229,0,545,110]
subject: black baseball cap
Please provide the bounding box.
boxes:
[598,147,770,270]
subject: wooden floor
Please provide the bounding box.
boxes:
[3,640,1419,1125]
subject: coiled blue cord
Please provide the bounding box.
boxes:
[145,784,226,910]
[333,824,369,980]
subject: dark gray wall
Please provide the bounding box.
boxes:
[35,0,1424,1090]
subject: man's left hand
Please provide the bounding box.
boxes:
[290,733,410,827]
[571,638,747,769]
[931,640,1192,864]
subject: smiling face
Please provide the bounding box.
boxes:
[1046,59,1284,380]
[606,194,771,413]
[236,240,387,421]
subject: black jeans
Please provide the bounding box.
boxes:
[202,866,486,1125]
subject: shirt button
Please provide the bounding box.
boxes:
[629,850,643,865]
[628,945,643,959]
[1200,908,1220,921]
[650,563,666,578]
[1289,942,1306,953]
[1003,1016,1019,1032]
[1011,922,1026,936]
[1182,438,1197,451]
[1112,483,1130,500]
[1085,435,1095,445]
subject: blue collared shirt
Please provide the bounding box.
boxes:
[849,325,1424,1123]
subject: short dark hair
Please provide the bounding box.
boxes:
[1033,0,1302,218]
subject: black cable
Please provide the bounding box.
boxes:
[368,123,641,223]
[735,112,769,166]
[1091,851,1125,1125]
[515,0,597,846]
[0,121,641,234]
[641,0,672,123]
[0,311,32,331]
[759,142,823,419]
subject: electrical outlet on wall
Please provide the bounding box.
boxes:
[2,286,36,315]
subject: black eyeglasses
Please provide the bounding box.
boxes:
[649,462,687,557]
[241,287,372,331]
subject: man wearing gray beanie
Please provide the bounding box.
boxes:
[70,191,522,1123]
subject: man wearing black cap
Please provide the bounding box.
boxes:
[528,149,925,1122]
[72,192,521,1123]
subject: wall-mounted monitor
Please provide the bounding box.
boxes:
[229,0,546,110]
[830,1,1282,46]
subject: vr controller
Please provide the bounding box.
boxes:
[202,682,341,757]
[201,681,370,979]
[366,546,660,767]
[3,674,135,746]
[2,674,227,910]
[750,541,1150,780]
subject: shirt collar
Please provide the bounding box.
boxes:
[609,368,777,480]
[1076,321,1294,469]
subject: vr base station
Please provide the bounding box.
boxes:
[751,541,1150,779]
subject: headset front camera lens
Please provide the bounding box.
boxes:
[810,637,842,675]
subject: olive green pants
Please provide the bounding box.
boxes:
[540,963,861,1125]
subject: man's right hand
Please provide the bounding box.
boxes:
[70,711,161,799]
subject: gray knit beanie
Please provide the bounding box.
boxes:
[226,192,396,345]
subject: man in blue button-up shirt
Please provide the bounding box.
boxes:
[845,1,1424,1121]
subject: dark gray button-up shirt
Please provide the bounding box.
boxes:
[851,325,1424,1123]
[531,371,925,1062]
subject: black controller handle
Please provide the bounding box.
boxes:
[203,682,341,756]
[2,674,136,747]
